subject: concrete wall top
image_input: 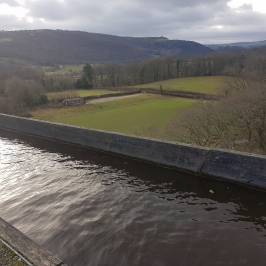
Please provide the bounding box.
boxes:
[0,217,66,266]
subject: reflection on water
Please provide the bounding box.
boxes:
[0,130,266,266]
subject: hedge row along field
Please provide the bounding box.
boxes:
[46,89,119,102]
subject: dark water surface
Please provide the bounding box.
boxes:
[0,131,266,266]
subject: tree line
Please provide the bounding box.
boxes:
[0,61,48,114]
[176,48,266,154]
[89,52,246,88]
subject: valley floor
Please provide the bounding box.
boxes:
[33,76,230,142]
[32,94,200,141]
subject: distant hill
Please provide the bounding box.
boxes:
[0,30,211,65]
[208,40,266,51]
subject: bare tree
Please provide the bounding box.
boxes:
[179,81,266,154]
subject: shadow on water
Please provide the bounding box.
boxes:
[0,129,266,266]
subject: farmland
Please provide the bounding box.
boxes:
[37,76,224,141]
[132,76,230,95]
[33,94,198,141]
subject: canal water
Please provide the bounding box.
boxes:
[0,130,265,266]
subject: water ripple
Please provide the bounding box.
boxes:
[0,132,266,266]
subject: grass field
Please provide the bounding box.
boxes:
[33,94,198,140]
[47,89,117,101]
[132,76,230,95]
[43,65,83,76]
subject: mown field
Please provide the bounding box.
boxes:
[132,76,230,95]
[33,94,198,141]
[46,89,117,101]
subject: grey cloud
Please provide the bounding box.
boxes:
[0,0,17,4]
[0,0,266,43]
[0,15,33,31]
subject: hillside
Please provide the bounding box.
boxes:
[0,30,211,65]
[208,40,266,51]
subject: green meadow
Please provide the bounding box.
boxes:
[33,94,198,141]
[132,76,230,95]
[39,76,224,141]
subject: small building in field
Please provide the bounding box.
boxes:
[63,97,85,106]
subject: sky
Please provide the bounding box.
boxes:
[0,0,266,44]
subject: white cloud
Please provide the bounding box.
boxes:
[0,2,28,18]
[228,0,266,13]
[0,0,265,43]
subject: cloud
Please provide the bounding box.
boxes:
[0,0,266,43]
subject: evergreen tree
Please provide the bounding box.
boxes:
[76,64,94,89]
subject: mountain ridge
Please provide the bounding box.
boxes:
[0,29,211,65]
[208,40,266,51]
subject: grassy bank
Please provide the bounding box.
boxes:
[33,94,198,140]
[132,76,230,95]
[0,241,27,266]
